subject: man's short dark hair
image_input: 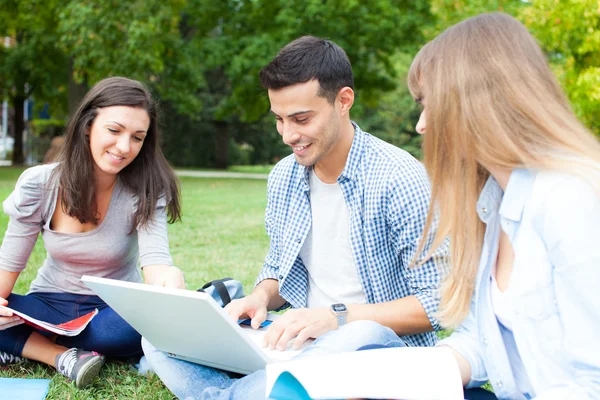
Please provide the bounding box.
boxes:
[259,36,354,104]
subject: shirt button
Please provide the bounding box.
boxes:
[296,238,301,243]
[278,275,283,280]
[481,207,488,214]
[482,338,488,345]
[497,381,503,388]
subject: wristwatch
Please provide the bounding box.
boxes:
[330,303,348,328]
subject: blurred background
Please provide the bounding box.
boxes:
[0,0,598,169]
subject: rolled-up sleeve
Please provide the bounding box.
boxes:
[388,162,447,331]
[0,167,46,272]
[137,195,173,267]
[437,303,489,388]
[255,176,280,285]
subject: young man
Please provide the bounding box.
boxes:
[142,36,446,399]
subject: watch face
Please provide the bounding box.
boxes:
[332,303,347,312]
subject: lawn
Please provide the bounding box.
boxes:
[0,166,454,399]
[0,167,270,399]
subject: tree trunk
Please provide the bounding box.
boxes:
[214,121,229,169]
[68,59,88,119]
[12,96,25,165]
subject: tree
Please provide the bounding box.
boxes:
[175,0,434,167]
[356,53,425,159]
[427,0,600,136]
[521,0,600,135]
[57,0,204,116]
[0,0,68,165]
[3,0,435,168]
[428,0,524,33]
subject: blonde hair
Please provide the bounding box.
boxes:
[408,12,600,328]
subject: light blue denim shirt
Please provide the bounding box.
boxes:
[439,168,600,399]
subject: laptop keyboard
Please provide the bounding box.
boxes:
[241,326,312,361]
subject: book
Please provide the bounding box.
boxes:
[266,347,464,399]
[0,378,51,400]
[0,306,98,337]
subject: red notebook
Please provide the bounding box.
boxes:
[0,306,98,337]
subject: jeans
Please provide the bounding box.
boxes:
[463,388,498,400]
[0,292,142,358]
[142,320,405,400]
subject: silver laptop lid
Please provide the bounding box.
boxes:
[81,275,269,375]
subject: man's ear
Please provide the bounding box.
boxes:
[337,87,354,116]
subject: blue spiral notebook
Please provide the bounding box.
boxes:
[0,378,51,400]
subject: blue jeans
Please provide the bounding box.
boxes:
[0,292,142,358]
[141,320,405,400]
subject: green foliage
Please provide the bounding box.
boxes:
[30,119,65,138]
[428,0,525,33]
[50,0,433,167]
[0,0,68,108]
[520,0,600,135]
[182,0,433,122]
[427,0,600,137]
[356,52,424,159]
[7,0,597,166]
[58,1,205,116]
[0,0,68,163]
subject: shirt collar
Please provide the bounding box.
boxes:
[338,121,365,182]
[476,168,536,224]
[477,176,503,223]
[499,168,536,223]
[295,121,365,189]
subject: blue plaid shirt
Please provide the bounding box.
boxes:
[256,123,445,347]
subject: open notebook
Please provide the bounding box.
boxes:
[266,347,464,399]
[0,306,97,337]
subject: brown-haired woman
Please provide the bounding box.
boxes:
[0,77,183,388]
[410,12,600,399]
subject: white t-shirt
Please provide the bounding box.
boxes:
[299,169,366,308]
[490,268,514,330]
[491,266,534,396]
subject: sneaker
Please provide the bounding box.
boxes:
[55,348,105,388]
[0,351,27,369]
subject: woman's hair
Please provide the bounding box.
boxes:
[53,76,181,228]
[408,12,600,328]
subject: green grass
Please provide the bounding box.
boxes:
[173,164,274,175]
[227,165,274,174]
[0,167,269,399]
[0,166,461,398]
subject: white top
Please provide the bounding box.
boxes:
[490,267,514,331]
[299,169,366,308]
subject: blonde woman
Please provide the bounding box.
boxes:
[407,12,600,400]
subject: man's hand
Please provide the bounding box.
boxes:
[263,307,338,351]
[225,293,269,329]
[143,265,185,289]
[0,297,23,331]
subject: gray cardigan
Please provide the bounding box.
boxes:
[0,163,173,295]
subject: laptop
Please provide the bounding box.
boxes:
[81,275,310,375]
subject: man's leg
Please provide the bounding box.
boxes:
[142,321,404,400]
[142,337,265,400]
[299,320,406,358]
[463,388,498,399]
